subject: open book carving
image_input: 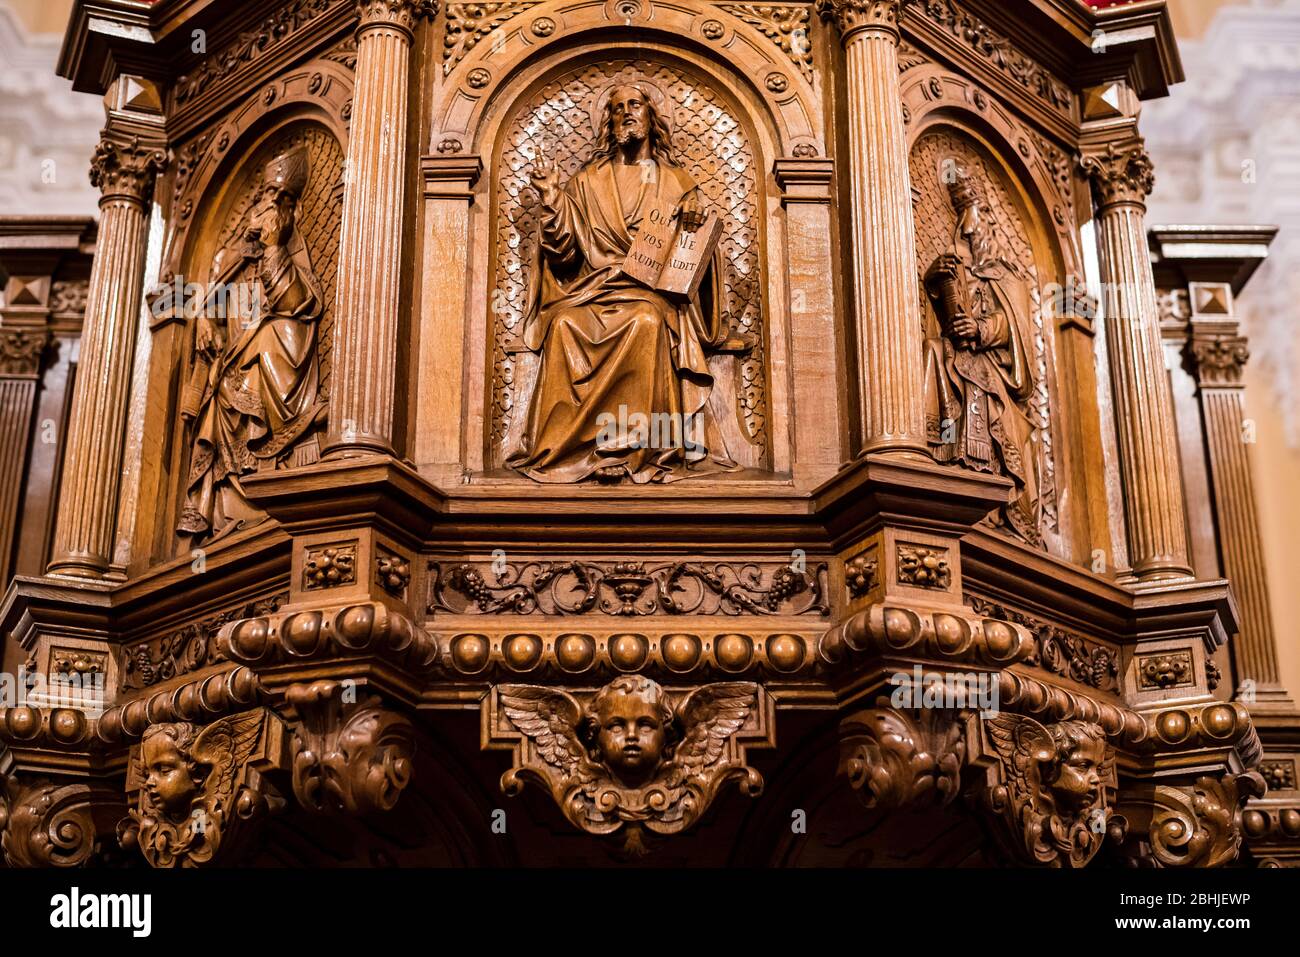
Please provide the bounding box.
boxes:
[622,199,723,299]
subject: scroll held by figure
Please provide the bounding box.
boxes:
[506,83,737,484]
[176,147,326,542]
[923,163,1041,545]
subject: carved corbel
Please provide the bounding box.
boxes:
[1146,771,1267,868]
[485,677,771,854]
[120,707,289,868]
[838,704,965,810]
[972,714,1125,868]
[284,680,414,815]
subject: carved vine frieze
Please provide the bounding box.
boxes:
[978,714,1123,867]
[284,681,415,815]
[1149,772,1266,868]
[914,0,1071,112]
[966,595,1118,692]
[839,705,965,810]
[173,0,343,105]
[429,560,830,617]
[121,708,288,867]
[124,594,287,691]
[488,678,767,852]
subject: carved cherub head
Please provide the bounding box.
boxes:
[1042,720,1106,813]
[140,722,204,823]
[585,676,676,786]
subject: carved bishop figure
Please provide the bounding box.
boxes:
[922,163,1041,544]
[177,146,326,541]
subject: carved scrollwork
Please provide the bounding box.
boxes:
[443,2,538,74]
[488,678,768,852]
[1149,772,1267,868]
[0,777,124,868]
[839,704,964,810]
[284,681,414,815]
[977,714,1123,868]
[717,4,814,82]
[430,560,830,617]
[121,708,288,867]
[914,0,1071,112]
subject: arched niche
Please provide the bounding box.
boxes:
[429,0,829,478]
[140,60,351,565]
[902,63,1085,562]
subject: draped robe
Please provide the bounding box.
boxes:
[923,253,1040,543]
[178,235,324,538]
[506,155,734,483]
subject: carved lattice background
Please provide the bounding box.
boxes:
[490,59,768,465]
[910,128,1060,541]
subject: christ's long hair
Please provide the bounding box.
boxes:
[589,84,678,167]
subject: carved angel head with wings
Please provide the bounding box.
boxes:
[496,678,762,842]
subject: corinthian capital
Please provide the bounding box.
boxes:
[816,0,906,43]
[1188,334,1250,388]
[0,329,49,377]
[89,135,167,205]
[1080,140,1155,209]
[357,0,439,35]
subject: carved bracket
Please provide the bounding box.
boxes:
[485,677,772,853]
[121,707,289,868]
[838,704,965,810]
[972,714,1124,868]
[284,680,415,815]
[1147,771,1267,868]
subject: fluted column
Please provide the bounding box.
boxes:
[0,330,47,586]
[1188,331,1292,706]
[1082,140,1191,581]
[818,0,926,455]
[325,0,435,457]
[47,135,165,579]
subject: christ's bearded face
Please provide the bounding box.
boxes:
[609,86,652,148]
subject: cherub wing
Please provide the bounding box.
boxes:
[985,712,1053,792]
[498,685,588,778]
[190,710,265,805]
[674,682,758,774]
